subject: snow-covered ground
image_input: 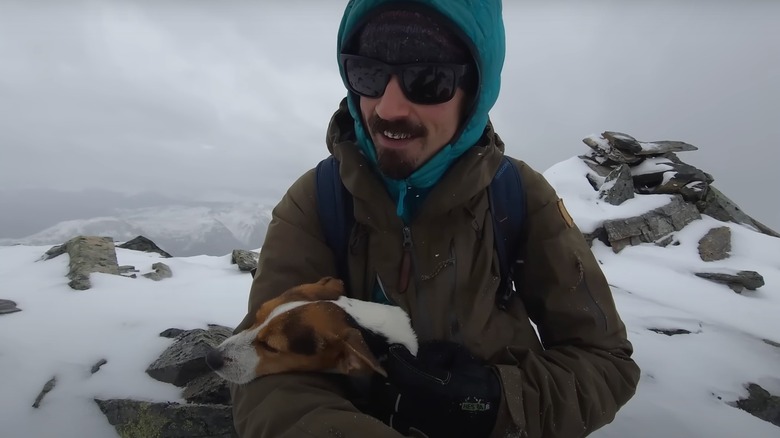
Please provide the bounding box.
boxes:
[0,158,778,437]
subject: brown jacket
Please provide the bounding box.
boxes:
[230,105,640,437]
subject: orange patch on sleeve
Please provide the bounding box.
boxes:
[557,199,574,228]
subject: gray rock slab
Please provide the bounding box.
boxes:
[146,327,232,387]
[183,373,231,405]
[65,236,120,290]
[0,299,21,315]
[693,185,780,238]
[118,236,172,258]
[603,195,701,252]
[599,164,635,205]
[695,271,765,293]
[231,249,259,272]
[32,376,57,408]
[729,383,780,428]
[698,227,731,262]
[95,399,236,438]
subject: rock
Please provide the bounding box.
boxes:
[91,359,108,374]
[145,327,232,387]
[598,164,634,205]
[231,249,259,272]
[143,262,172,281]
[205,324,235,339]
[41,244,67,261]
[764,339,780,349]
[0,299,21,315]
[603,195,701,252]
[183,373,231,405]
[64,236,120,290]
[634,161,714,202]
[160,328,186,339]
[118,236,173,258]
[583,135,643,165]
[649,328,692,336]
[32,376,57,408]
[95,399,236,438]
[583,131,698,165]
[695,271,765,293]
[729,383,780,428]
[698,227,731,261]
[697,186,780,238]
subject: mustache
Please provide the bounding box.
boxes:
[368,114,426,138]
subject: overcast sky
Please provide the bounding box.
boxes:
[0,0,778,230]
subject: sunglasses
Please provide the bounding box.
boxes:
[340,54,470,105]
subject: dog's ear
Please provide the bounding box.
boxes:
[316,277,345,295]
[335,327,387,377]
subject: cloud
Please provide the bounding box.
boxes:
[0,0,777,229]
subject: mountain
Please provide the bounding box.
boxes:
[1,137,779,437]
[0,202,273,256]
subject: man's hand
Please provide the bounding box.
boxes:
[370,341,501,438]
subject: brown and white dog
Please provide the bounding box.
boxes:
[206,277,418,385]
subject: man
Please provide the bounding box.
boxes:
[230,1,640,437]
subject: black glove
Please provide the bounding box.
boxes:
[370,341,501,438]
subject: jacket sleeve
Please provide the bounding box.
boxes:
[491,162,641,438]
[230,168,405,438]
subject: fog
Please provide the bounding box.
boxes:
[0,0,778,238]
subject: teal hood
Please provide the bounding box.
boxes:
[336,0,506,221]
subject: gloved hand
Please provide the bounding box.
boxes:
[369,341,501,438]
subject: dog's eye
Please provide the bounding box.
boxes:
[256,340,279,353]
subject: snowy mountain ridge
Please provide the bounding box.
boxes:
[0,203,274,256]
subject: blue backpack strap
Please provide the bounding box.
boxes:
[488,156,526,310]
[315,156,354,287]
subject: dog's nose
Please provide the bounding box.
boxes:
[205,348,225,371]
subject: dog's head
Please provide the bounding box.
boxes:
[207,277,405,384]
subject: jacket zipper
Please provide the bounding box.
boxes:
[398,226,413,293]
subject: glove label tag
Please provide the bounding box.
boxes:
[460,397,491,412]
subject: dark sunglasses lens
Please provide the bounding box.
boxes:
[402,65,457,104]
[345,58,390,98]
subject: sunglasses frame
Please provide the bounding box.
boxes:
[339,54,470,105]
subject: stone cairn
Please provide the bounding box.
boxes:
[581,131,775,293]
[581,132,779,428]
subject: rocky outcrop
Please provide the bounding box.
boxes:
[98,324,236,437]
[118,236,173,258]
[601,195,701,252]
[143,262,173,282]
[581,131,778,253]
[231,249,259,273]
[145,325,232,387]
[95,399,236,438]
[51,236,120,290]
[730,383,780,428]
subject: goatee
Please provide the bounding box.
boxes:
[368,113,426,180]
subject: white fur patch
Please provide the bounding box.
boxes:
[332,296,418,355]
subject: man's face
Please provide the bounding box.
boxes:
[360,76,465,180]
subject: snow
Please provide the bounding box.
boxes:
[545,157,675,233]
[0,159,779,437]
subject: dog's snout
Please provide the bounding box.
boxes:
[205,348,225,371]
